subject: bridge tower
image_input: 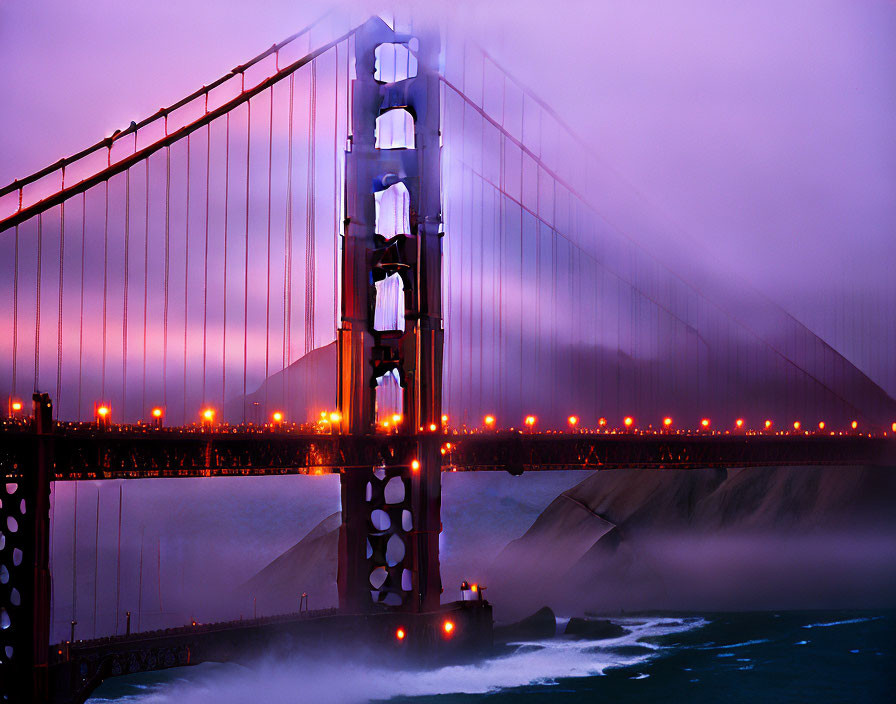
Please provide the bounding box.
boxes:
[337,17,444,613]
[0,394,53,703]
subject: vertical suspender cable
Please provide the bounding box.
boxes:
[115,484,122,634]
[77,196,86,419]
[50,482,56,637]
[243,99,252,424]
[56,192,65,417]
[223,113,231,411]
[305,61,317,356]
[72,482,78,629]
[184,135,191,422]
[35,214,42,392]
[12,225,18,397]
[137,527,144,632]
[458,44,466,420]
[142,160,149,417]
[442,82,450,413]
[202,121,211,405]
[479,57,486,414]
[123,161,131,421]
[264,87,274,414]
[284,73,295,405]
[93,488,99,637]
[333,43,340,340]
[101,175,109,402]
[163,144,171,410]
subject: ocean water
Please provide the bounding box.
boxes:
[88,610,894,704]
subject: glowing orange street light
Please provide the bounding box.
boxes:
[470,583,479,593]
[10,400,23,413]
[329,411,341,424]
[735,419,744,429]
[272,411,284,424]
[441,414,448,424]
[891,422,896,433]
[395,627,406,641]
[442,620,455,637]
[392,413,402,426]
[818,421,825,430]
[598,417,607,427]
[700,418,710,429]
[793,421,801,431]
[623,416,634,428]
[567,415,579,429]
[96,405,111,426]
[201,408,215,424]
[851,420,858,430]
[765,420,772,430]
[484,415,495,428]
[663,417,673,428]
[429,423,437,432]
[411,459,420,473]
[152,408,163,419]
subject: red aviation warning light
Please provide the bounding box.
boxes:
[442,620,455,637]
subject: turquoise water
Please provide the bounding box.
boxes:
[89,611,894,703]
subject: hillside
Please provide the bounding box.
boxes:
[489,466,896,617]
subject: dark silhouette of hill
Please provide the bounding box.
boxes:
[488,466,896,617]
[239,511,340,614]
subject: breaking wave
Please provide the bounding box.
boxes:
[88,617,707,703]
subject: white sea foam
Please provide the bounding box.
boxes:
[801,616,880,629]
[96,616,707,704]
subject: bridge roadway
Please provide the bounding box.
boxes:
[47,600,493,704]
[2,421,894,481]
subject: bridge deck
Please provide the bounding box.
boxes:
[2,422,893,480]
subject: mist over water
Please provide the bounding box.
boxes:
[88,616,708,703]
[87,612,896,703]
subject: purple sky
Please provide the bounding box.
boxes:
[2,0,894,395]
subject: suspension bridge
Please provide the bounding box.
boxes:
[1,14,894,704]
